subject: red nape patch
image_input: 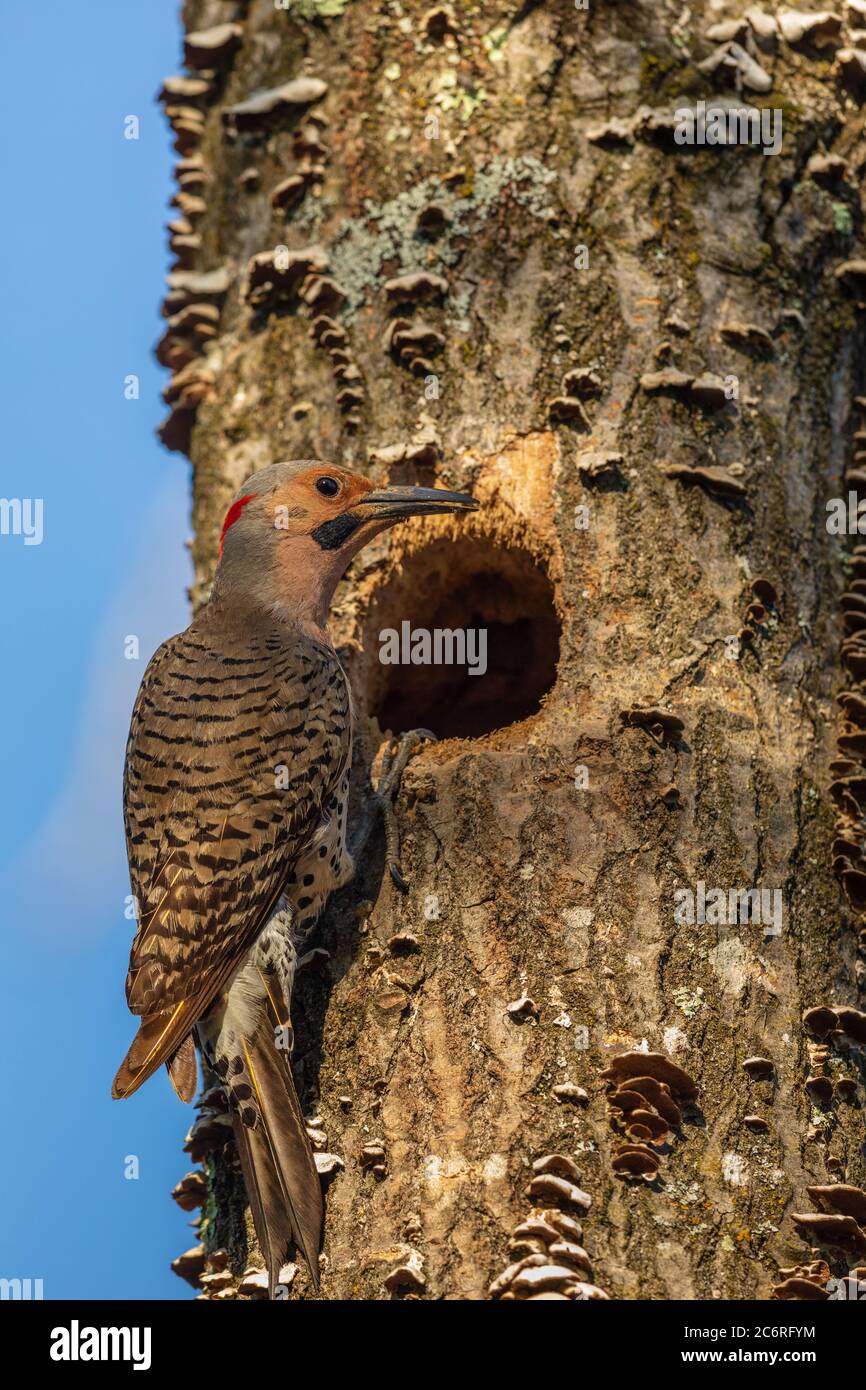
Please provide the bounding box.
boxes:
[219,494,257,557]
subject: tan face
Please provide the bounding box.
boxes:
[216,461,478,627]
[220,464,478,560]
[267,466,378,544]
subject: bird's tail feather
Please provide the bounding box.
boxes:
[233,1029,322,1295]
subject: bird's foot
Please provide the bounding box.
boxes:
[373,728,436,891]
[296,945,330,971]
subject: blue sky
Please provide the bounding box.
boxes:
[0,2,199,1298]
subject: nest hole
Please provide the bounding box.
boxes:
[364,534,560,741]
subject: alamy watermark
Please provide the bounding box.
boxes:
[0,1276,43,1299]
[675,100,782,157]
[674,881,783,935]
[0,497,43,545]
[378,622,487,676]
[50,1321,151,1371]
[826,492,866,534]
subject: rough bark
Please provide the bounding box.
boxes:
[160,0,866,1301]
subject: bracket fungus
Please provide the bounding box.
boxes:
[171,1170,207,1211]
[837,46,866,88]
[805,1074,834,1104]
[777,10,843,48]
[525,1172,592,1212]
[743,1056,775,1080]
[771,1261,831,1300]
[641,367,694,395]
[532,1153,583,1182]
[314,1152,344,1180]
[642,368,732,411]
[835,259,866,293]
[164,265,233,323]
[803,1005,839,1037]
[552,1082,589,1106]
[223,78,327,134]
[586,118,635,148]
[386,321,446,375]
[384,1249,426,1297]
[611,1144,662,1180]
[807,1184,866,1223]
[489,1173,607,1300]
[657,461,747,500]
[245,245,329,312]
[423,5,459,43]
[171,1244,207,1288]
[743,1115,770,1133]
[368,431,441,474]
[547,395,591,429]
[806,150,849,185]
[384,270,448,308]
[698,41,773,92]
[159,75,212,105]
[833,1004,866,1041]
[720,320,775,357]
[792,1212,866,1258]
[415,203,449,237]
[579,449,624,485]
[184,23,243,71]
[237,1268,271,1298]
[506,993,538,1022]
[602,1052,697,1181]
[360,1140,388,1179]
[620,707,685,745]
[751,577,779,608]
[562,367,602,398]
[270,174,310,213]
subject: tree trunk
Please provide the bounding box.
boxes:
[161,0,866,1302]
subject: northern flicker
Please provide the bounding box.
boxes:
[112,461,477,1293]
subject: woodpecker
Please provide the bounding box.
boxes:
[112,461,477,1294]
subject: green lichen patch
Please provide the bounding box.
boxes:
[329,155,559,319]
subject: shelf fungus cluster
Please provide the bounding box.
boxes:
[737,577,779,653]
[800,1005,864,1118]
[243,244,359,428]
[168,1088,343,1296]
[792,1184,866,1263]
[183,1084,233,1164]
[269,113,330,216]
[156,18,344,457]
[156,21,245,455]
[641,367,731,411]
[770,1259,866,1301]
[311,313,365,430]
[601,1051,699,1182]
[488,1155,608,1301]
[833,401,866,981]
[382,271,448,379]
[547,367,602,432]
[171,1236,297,1301]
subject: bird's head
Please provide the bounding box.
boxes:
[214,460,478,628]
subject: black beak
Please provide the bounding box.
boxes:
[358,485,479,521]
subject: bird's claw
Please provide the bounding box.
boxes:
[374,728,436,892]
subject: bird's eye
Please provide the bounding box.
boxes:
[316,476,340,497]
